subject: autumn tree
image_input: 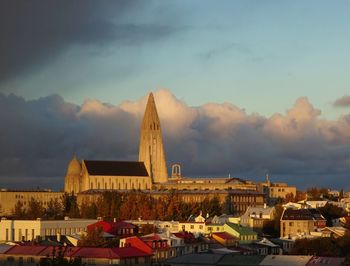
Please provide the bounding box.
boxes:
[39,246,83,266]
[78,227,119,248]
[307,187,329,200]
[319,203,347,226]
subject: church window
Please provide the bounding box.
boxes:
[98,182,100,189]
[111,183,114,189]
[105,183,107,189]
[118,183,121,190]
[90,183,93,189]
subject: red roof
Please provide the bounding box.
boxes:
[71,247,150,259]
[38,246,80,257]
[124,236,153,254]
[5,245,47,255]
[71,247,119,259]
[212,232,238,240]
[113,247,151,258]
[87,221,136,235]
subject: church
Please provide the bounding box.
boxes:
[64,92,266,215]
[64,92,168,194]
[64,92,258,194]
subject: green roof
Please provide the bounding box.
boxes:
[225,222,257,236]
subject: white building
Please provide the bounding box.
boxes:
[0,217,97,242]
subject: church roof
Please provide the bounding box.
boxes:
[84,160,149,177]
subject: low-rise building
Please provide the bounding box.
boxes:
[223,223,258,244]
[0,245,151,266]
[87,220,137,237]
[260,255,313,266]
[0,217,97,242]
[0,189,64,216]
[239,205,275,233]
[280,209,326,238]
[212,232,239,247]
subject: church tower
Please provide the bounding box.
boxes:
[64,155,82,194]
[139,93,168,183]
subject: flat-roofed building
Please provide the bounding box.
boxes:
[0,217,97,242]
[0,190,63,216]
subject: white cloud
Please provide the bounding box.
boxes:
[1,90,350,189]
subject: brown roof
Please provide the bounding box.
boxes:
[84,160,149,177]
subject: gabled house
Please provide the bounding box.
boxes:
[223,223,257,244]
[239,205,275,233]
[280,208,326,238]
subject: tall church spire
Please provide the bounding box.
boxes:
[139,92,168,183]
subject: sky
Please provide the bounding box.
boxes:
[1,1,350,190]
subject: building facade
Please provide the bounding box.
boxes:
[0,217,97,242]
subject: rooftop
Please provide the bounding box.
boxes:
[84,160,149,177]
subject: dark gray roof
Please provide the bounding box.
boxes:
[165,253,225,265]
[218,254,265,266]
[84,160,149,177]
[281,209,325,221]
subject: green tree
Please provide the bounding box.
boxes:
[12,200,26,219]
[62,193,80,218]
[45,199,64,220]
[26,197,45,219]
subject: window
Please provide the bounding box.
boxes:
[5,229,8,241]
[27,257,35,263]
[190,225,194,229]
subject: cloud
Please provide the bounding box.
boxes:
[334,95,350,107]
[0,1,178,82]
[1,90,350,190]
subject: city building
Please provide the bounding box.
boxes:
[280,208,326,238]
[223,223,258,244]
[87,220,137,237]
[0,217,97,242]
[238,204,276,232]
[0,190,63,216]
[0,245,151,266]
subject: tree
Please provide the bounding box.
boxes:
[78,227,119,248]
[319,203,347,226]
[26,197,45,219]
[45,199,64,220]
[62,193,80,218]
[307,187,329,200]
[12,201,26,219]
[39,246,84,266]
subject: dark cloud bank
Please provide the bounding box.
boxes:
[1,90,350,190]
[0,0,175,83]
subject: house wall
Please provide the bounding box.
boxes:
[0,219,97,241]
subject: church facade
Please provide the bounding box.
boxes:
[64,92,167,194]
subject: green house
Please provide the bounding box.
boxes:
[223,222,258,244]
